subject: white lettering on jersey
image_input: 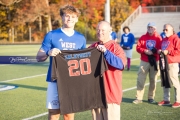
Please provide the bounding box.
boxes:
[61,42,76,49]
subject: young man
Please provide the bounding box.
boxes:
[158,24,180,108]
[36,5,86,120]
[133,22,162,104]
[90,21,126,120]
[120,26,135,71]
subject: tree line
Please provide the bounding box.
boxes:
[0,0,179,43]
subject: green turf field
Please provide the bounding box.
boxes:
[0,44,180,120]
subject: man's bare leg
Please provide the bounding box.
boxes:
[48,109,60,120]
[63,113,74,120]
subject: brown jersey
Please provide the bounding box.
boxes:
[51,48,108,114]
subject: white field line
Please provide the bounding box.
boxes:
[0,74,46,83]
[123,80,161,92]
[131,58,140,61]
[22,112,48,120]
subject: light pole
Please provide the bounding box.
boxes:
[104,0,110,23]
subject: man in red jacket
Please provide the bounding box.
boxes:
[90,21,126,120]
[158,24,180,108]
[133,22,162,104]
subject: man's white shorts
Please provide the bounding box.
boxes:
[46,82,60,109]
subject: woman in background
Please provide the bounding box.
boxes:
[120,26,135,71]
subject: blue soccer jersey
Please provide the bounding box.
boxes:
[160,32,166,39]
[177,32,180,38]
[120,33,135,49]
[110,31,117,40]
[41,28,86,82]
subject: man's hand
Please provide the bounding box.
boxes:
[157,49,169,55]
[97,45,107,53]
[162,50,169,55]
[48,48,61,56]
[157,49,162,54]
[144,49,153,55]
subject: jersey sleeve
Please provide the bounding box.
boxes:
[103,44,126,70]
[40,32,52,52]
[104,50,124,70]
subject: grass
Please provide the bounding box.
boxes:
[0,44,180,120]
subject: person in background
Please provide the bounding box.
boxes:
[90,21,126,120]
[177,25,180,38]
[110,26,118,42]
[177,25,180,74]
[36,5,86,120]
[133,22,162,104]
[160,31,166,39]
[158,24,180,108]
[120,26,135,71]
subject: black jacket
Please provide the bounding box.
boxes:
[148,55,158,71]
[159,52,171,88]
[147,47,158,71]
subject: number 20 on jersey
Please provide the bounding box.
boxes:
[68,58,92,76]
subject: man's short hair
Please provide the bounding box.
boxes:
[60,5,81,17]
[164,23,175,34]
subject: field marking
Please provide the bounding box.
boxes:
[22,112,48,120]
[22,79,161,120]
[123,80,161,92]
[0,85,18,91]
[131,58,139,61]
[0,74,46,83]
